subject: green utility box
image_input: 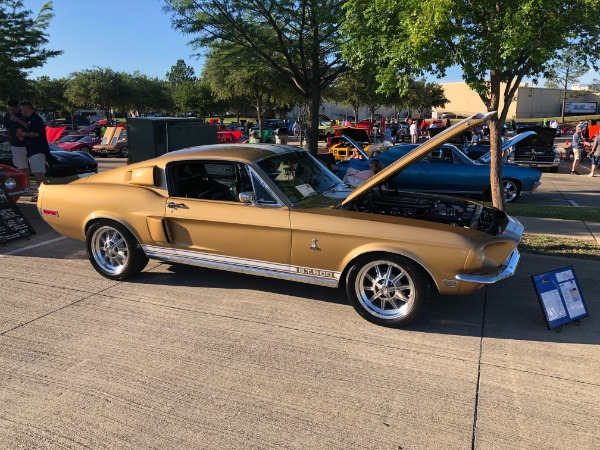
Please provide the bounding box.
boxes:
[127,117,218,164]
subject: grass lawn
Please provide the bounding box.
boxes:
[501,204,600,223]
[520,234,600,260]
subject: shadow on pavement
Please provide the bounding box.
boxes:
[130,256,600,345]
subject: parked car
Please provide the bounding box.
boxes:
[327,127,375,160]
[336,135,542,203]
[57,135,101,153]
[393,122,410,142]
[0,143,98,178]
[37,112,524,328]
[217,131,242,143]
[506,126,561,172]
[318,120,336,140]
[0,164,28,202]
[92,133,129,158]
[56,134,85,144]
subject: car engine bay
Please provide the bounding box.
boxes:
[345,190,507,235]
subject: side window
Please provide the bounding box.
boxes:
[170,161,251,202]
[251,174,277,204]
[428,148,454,164]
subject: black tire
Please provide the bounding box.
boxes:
[346,254,430,327]
[80,146,91,153]
[502,179,521,203]
[86,220,148,281]
[549,166,559,173]
[120,146,129,158]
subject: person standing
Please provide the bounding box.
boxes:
[588,133,600,177]
[3,99,30,186]
[409,119,418,144]
[570,125,587,175]
[11,102,51,201]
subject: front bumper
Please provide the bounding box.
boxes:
[455,248,520,284]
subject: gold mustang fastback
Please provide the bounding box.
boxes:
[38,113,523,327]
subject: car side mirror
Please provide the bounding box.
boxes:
[239,191,257,205]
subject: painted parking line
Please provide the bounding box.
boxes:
[0,236,69,257]
[567,200,580,207]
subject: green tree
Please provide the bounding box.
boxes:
[404,80,448,118]
[65,68,129,120]
[0,0,61,100]
[165,0,347,154]
[544,49,590,122]
[202,44,299,142]
[29,76,68,119]
[343,0,600,210]
[166,59,196,87]
[123,72,173,116]
[172,78,216,118]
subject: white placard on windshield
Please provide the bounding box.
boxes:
[295,183,316,197]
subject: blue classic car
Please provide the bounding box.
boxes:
[336,136,542,203]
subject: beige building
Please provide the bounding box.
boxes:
[438,82,599,119]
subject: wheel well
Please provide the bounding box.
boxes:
[339,251,437,291]
[84,217,140,243]
[503,177,522,189]
[485,177,522,197]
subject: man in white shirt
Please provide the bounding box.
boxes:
[409,120,418,144]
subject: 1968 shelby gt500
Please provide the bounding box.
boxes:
[38,113,523,327]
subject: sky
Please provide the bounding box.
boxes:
[25,0,598,86]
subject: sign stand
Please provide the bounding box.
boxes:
[0,188,36,245]
[532,266,589,332]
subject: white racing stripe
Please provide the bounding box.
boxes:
[0,236,69,256]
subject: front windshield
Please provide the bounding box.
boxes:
[78,136,96,143]
[58,135,80,143]
[258,151,341,204]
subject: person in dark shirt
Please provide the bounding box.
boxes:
[10,101,50,201]
[3,99,30,181]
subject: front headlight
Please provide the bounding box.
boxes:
[508,154,515,162]
[4,177,17,190]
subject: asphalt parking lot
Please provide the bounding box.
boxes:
[1,154,599,449]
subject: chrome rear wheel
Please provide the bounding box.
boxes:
[86,220,148,280]
[91,226,129,275]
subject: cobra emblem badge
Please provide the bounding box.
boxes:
[310,239,321,251]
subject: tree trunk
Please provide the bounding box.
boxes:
[488,71,505,211]
[256,101,264,143]
[353,106,359,125]
[305,89,321,155]
[561,66,569,123]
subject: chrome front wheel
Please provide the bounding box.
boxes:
[346,255,429,327]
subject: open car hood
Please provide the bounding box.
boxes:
[334,127,371,142]
[477,131,537,164]
[514,126,556,147]
[341,112,497,206]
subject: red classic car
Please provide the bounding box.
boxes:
[217,131,243,143]
[0,164,28,202]
[58,135,101,153]
[56,134,85,144]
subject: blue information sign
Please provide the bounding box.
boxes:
[532,266,589,330]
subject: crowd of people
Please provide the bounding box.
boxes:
[2,99,49,202]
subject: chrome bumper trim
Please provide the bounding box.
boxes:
[455,248,520,284]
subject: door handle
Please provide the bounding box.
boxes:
[167,202,188,209]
